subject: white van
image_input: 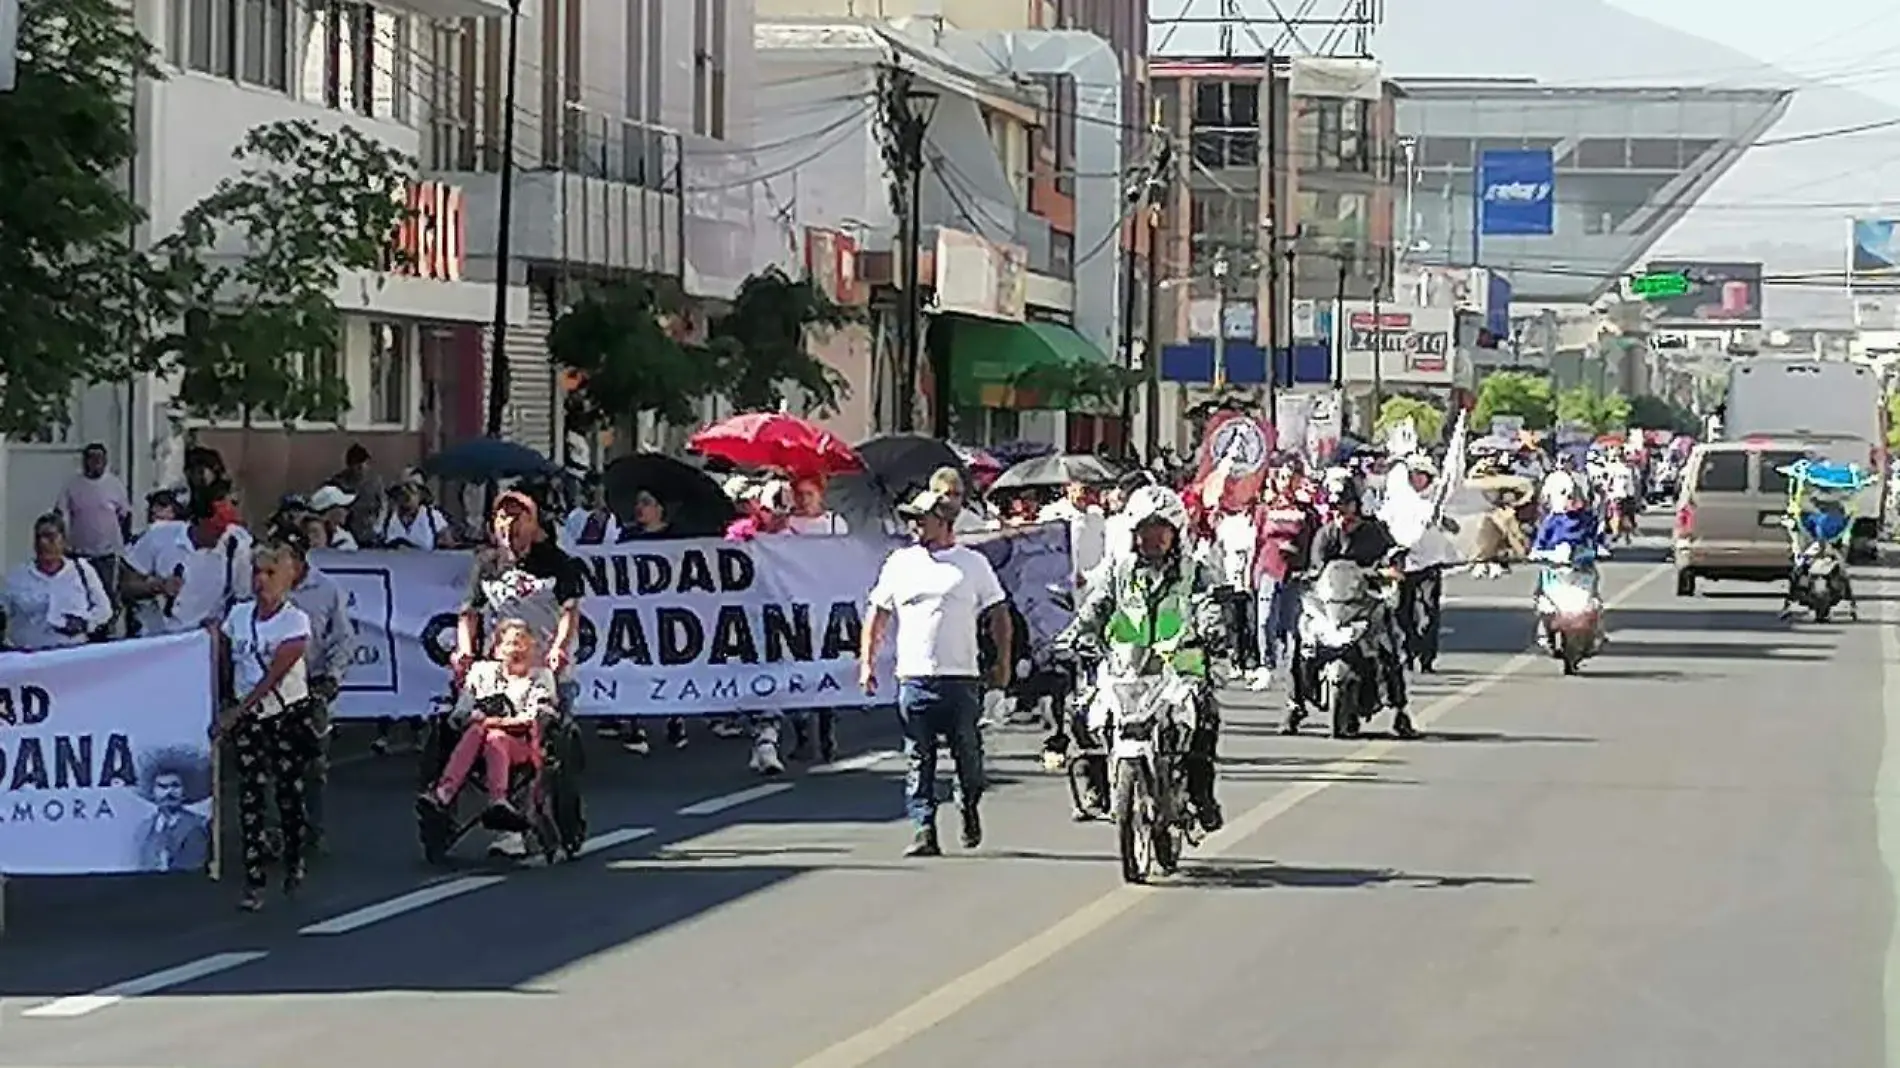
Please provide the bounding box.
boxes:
[1721,358,1887,561]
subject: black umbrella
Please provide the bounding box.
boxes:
[989,453,1115,493]
[827,434,974,537]
[601,453,737,538]
[418,438,559,482]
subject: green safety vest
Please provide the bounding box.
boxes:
[1102,561,1208,676]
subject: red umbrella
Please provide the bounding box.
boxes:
[689,413,864,479]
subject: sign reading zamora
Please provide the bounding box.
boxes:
[1629,271,1691,299]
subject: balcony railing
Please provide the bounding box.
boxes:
[428,110,685,195]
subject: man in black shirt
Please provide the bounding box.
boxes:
[1301,487,1416,738]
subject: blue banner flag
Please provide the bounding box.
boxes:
[1478,149,1555,237]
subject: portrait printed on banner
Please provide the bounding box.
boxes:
[133,744,214,873]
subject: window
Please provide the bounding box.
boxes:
[1695,451,1748,493]
[1297,98,1369,172]
[300,0,408,120]
[368,320,411,426]
[1573,138,1627,169]
[1296,189,1368,246]
[1757,452,1806,496]
[174,0,287,88]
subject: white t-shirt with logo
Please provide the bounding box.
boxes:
[868,544,1006,679]
[222,600,311,717]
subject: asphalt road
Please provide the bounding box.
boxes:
[2,539,1892,1068]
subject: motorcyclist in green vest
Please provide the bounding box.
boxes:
[1059,485,1227,831]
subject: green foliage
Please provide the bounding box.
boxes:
[1012,360,1143,406]
[0,0,174,435]
[1473,371,1556,431]
[1556,386,1631,434]
[1375,395,1445,443]
[1887,393,1900,453]
[1628,393,1699,435]
[551,278,722,429]
[708,268,854,414]
[149,121,417,422]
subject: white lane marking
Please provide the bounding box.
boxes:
[1874,579,1900,1062]
[787,563,1673,1068]
[574,826,656,857]
[299,877,507,936]
[810,749,900,775]
[22,952,269,1018]
[677,782,794,816]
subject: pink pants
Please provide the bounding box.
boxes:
[437,724,538,803]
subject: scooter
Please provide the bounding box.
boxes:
[1531,543,1601,675]
[1787,535,1851,622]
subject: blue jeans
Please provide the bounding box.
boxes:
[896,678,985,827]
[1256,577,1302,669]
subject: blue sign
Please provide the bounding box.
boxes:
[1478,149,1555,236]
[1485,273,1513,337]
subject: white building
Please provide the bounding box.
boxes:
[0,1,757,564]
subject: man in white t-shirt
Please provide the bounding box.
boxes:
[124,494,253,634]
[861,489,1011,858]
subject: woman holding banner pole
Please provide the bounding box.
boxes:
[216,543,318,911]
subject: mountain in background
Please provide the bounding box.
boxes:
[1374,0,1897,324]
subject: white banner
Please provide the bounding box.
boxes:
[0,632,216,876]
[316,529,1071,719]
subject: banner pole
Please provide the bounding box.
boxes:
[207,632,222,883]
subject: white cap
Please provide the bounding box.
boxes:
[309,484,357,512]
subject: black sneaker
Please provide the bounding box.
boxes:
[1281,708,1306,735]
[1196,799,1225,833]
[958,803,983,849]
[1391,709,1419,739]
[904,827,942,857]
[623,723,651,755]
[665,717,688,750]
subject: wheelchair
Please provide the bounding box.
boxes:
[415,690,588,866]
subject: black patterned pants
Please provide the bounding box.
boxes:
[234,710,312,890]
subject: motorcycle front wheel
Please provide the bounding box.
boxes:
[1112,758,1156,884]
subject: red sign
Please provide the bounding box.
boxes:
[804,227,866,306]
[393,182,465,281]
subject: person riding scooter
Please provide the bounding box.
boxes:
[1530,489,1605,648]
[1058,486,1227,830]
[1301,486,1416,739]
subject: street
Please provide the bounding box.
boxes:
[0,541,1890,1068]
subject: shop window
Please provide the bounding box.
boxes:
[368,320,411,427]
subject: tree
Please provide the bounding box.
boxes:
[1628,393,1698,435]
[707,268,853,414]
[550,278,723,431]
[1375,395,1445,444]
[148,121,418,422]
[0,0,177,436]
[1556,386,1631,434]
[1473,371,1556,430]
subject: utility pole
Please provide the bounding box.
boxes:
[1126,129,1174,459]
[1276,239,1296,427]
[1212,249,1231,392]
[1332,247,1350,389]
[1262,51,1279,424]
[485,0,525,438]
[877,66,932,433]
[1370,244,1386,420]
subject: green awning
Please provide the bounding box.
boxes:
[945,318,1117,410]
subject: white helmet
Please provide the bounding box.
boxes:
[1123,485,1189,532]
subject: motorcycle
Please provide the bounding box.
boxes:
[1531,543,1601,675]
[1094,649,1204,884]
[1788,536,1851,622]
[1298,554,1400,739]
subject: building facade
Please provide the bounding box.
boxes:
[1146,56,1404,447]
[1392,78,1792,303]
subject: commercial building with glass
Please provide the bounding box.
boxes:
[1393,78,1792,302]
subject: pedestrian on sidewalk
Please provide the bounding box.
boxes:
[860,489,1012,858]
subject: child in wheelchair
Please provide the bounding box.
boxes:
[417,617,560,858]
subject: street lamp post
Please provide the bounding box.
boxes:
[484,0,524,438]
